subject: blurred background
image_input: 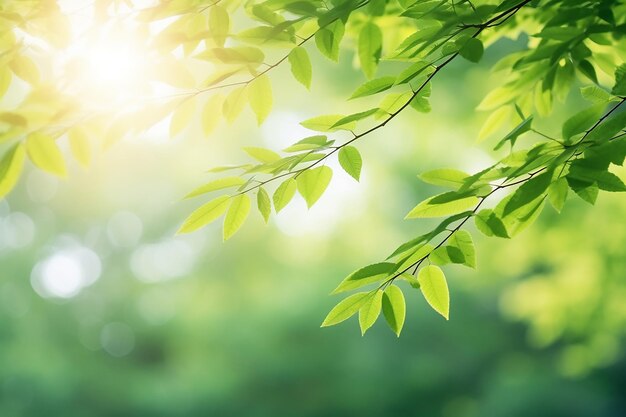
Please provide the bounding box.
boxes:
[1,21,626,416]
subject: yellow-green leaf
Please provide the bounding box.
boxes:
[248,74,272,125]
[273,178,297,213]
[25,132,66,177]
[257,187,271,222]
[321,292,371,327]
[0,143,26,199]
[405,192,478,219]
[201,94,224,136]
[209,5,230,47]
[296,166,332,208]
[417,265,449,320]
[9,55,40,85]
[178,195,231,234]
[223,86,247,124]
[338,146,362,181]
[359,290,383,335]
[382,284,406,336]
[184,176,246,199]
[68,127,91,168]
[223,194,251,240]
[288,46,312,89]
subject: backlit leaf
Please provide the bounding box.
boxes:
[296,166,332,208]
[178,195,231,233]
[418,265,449,320]
[338,146,362,181]
[382,284,406,337]
[223,194,251,240]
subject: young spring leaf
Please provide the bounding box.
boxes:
[223,194,251,240]
[257,187,271,223]
[301,115,356,132]
[359,290,383,335]
[248,74,272,125]
[350,76,396,99]
[288,46,312,89]
[417,265,450,320]
[315,20,344,62]
[493,116,533,150]
[178,195,231,234]
[170,97,196,137]
[0,144,26,199]
[25,132,66,177]
[68,127,91,168]
[405,192,479,219]
[273,178,297,213]
[184,177,246,199]
[321,292,371,327]
[382,284,406,337]
[201,94,224,135]
[586,111,626,143]
[419,169,470,188]
[429,230,476,268]
[478,106,512,142]
[502,169,553,216]
[332,262,396,294]
[458,37,484,63]
[209,5,230,47]
[358,22,383,79]
[296,166,332,208]
[474,209,510,238]
[547,177,568,213]
[243,147,281,163]
[223,86,248,124]
[338,146,363,181]
[562,103,605,141]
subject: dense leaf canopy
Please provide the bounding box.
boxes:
[1,0,625,335]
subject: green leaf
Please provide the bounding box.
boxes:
[567,177,598,205]
[547,177,568,213]
[494,116,533,150]
[283,135,330,152]
[248,74,272,125]
[382,284,406,337]
[315,20,344,62]
[321,292,371,327]
[562,103,605,141]
[359,290,383,335]
[170,97,196,137]
[273,178,297,213]
[458,37,484,63]
[300,115,356,132]
[296,166,332,208]
[418,265,449,320]
[580,86,612,104]
[9,55,40,85]
[397,243,434,272]
[395,60,431,85]
[223,194,251,240]
[184,176,246,198]
[178,195,231,234]
[430,230,476,268]
[350,76,396,99]
[25,132,66,177]
[478,107,512,142]
[405,192,479,219]
[578,59,597,83]
[474,209,510,238]
[0,143,25,199]
[338,146,362,181]
[419,169,470,188]
[503,170,553,216]
[209,5,230,47]
[586,111,626,143]
[243,147,281,163]
[257,187,271,223]
[288,46,312,89]
[332,262,396,294]
[68,127,91,169]
[331,108,379,129]
[612,64,626,96]
[358,22,383,79]
[201,94,224,135]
